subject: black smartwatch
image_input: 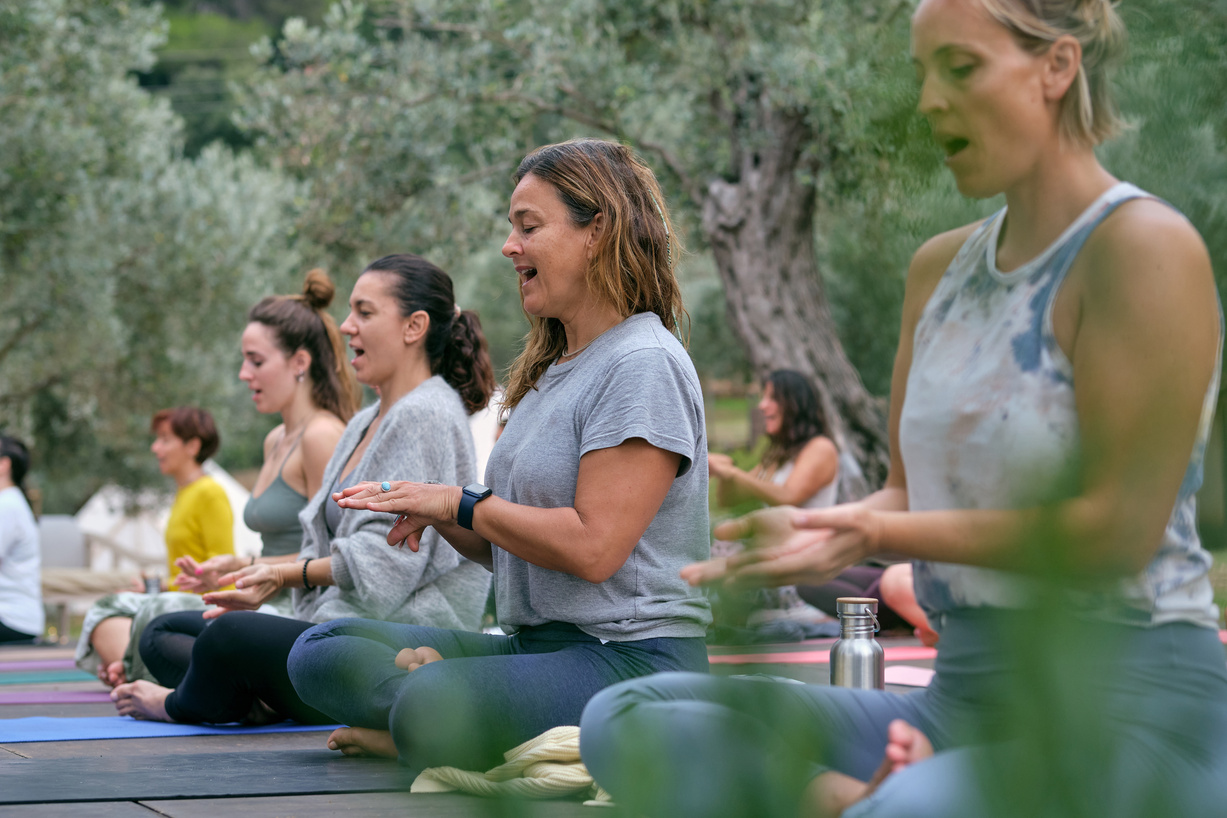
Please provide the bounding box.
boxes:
[457,483,492,530]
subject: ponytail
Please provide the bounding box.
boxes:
[438,309,496,415]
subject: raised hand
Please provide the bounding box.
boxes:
[683,503,881,589]
[334,481,461,551]
[174,554,241,594]
[200,563,282,619]
[707,452,737,479]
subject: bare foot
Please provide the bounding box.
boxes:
[802,721,934,817]
[327,726,398,758]
[98,660,127,688]
[881,718,933,774]
[243,697,281,726]
[395,645,443,672]
[111,681,173,722]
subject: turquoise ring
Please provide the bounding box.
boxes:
[381,481,392,492]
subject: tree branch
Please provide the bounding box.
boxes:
[0,312,49,370]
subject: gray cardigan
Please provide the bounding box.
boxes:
[292,376,490,630]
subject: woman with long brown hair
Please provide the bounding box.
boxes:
[287,138,712,772]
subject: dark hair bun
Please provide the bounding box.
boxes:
[302,269,335,311]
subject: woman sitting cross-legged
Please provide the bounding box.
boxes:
[110,254,494,725]
[81,270,357,688]
[286,138,712,771]
[579,1,1227,816]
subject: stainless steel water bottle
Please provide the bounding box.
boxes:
[830,597,885,689]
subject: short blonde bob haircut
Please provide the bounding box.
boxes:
[502,139,686,411]
[979,0,1127,147]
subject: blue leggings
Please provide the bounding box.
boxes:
[287,619,707,772]
[581,611,1227,818]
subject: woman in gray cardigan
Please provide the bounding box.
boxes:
[110,254,495,724]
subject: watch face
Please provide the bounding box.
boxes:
[463,483,492,498]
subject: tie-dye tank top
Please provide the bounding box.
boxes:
[899,182,1221,630]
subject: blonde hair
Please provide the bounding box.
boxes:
[979,0,1127,146]
[502,139,687,411]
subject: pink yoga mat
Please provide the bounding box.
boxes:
[0,691,113,705]
[883,665,936,687]
[709,645,938,665]
[0,659,77,672]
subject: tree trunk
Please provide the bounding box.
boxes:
[700,102,889,495]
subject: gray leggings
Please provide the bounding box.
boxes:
[580,610,1227,818]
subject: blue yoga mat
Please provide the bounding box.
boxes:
[0,670,95,685]
[0,716,339,743]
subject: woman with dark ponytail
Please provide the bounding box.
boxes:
[111,255,493,726]
[0,435,42,643]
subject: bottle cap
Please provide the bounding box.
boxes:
[835,597,878,615]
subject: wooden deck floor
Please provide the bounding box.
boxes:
[0,637,934,816]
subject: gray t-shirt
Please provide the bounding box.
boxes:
[487,312,712,641]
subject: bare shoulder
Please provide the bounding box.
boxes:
[798,435,838,464]
[262,425,284,458]
[1081,198,1215,318]
[903,221,983,318]
[301,413,347,457]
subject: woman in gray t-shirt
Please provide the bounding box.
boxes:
[288,139,712,771]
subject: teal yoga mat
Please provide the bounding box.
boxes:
[0,669,95,684]
[0,716,340,743]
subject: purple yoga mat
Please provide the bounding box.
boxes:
[0,660,77,672]
[0,691,113,705]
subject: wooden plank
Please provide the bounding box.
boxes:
[142,792,602,818]
[7,730,332,759]
[0,803,154,817]
[0,749,417,804]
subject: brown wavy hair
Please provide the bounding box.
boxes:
[247,268,361,422]
[502,138,687,411]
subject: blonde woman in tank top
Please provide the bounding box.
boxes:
[582,1,1227,816]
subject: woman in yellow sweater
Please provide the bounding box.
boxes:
[80,407,235,686]
[151,407,235,586]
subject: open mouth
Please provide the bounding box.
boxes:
[520,269,538,286]
[942,137,969,158]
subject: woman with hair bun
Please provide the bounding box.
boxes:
[581,0,1227,815]
[288,138,711,773]
[0,435,43,643]
[111,255,494,727]
[81,271,358,688]
[174,268,358,599]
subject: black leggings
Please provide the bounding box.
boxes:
[796,566,908,631]
[0,620,36,644]
[140,610,331,725]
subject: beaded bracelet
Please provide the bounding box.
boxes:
[302,557,315,592]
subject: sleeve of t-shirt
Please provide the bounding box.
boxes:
[579,347,702,477]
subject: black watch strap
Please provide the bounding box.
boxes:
[457,483,492,530]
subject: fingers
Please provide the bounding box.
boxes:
[712,515,754,542]
[680,557,731,587]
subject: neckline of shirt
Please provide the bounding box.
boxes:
[983,181,1142,283]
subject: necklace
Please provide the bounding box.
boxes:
[558,336,598,360]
